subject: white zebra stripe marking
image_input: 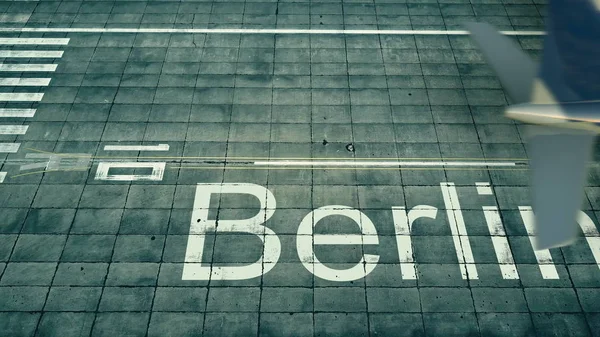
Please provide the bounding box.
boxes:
[0,38,69,45]
[0,172,5,183]
[0,64,58,72]
[0,125,28,135]
[0,143,20,153]
[0,108,36,117]
[0,78,51,86]
[0,93,43,102]
[0,50,63,58]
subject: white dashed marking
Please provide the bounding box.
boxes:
[0,93,43,101]
[0,109,36,117]
[103,144,170,151]
[0,50,63,58]
[0,78,51,86]
[0,38,69,45]
[0,64,57,72]
[0,125,28,135]
[0,143,20,153]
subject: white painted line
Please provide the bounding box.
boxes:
[519,206,560,279]
[0,125,28,135]
[254,161,517,167]
[95,162,166,181]
[0,172,5,183]
[313,234,378,245]
[576,212,600,272]
[476,182,493,195]
[483,206,519,279]
[391,206,437,280]
[0,143,20,153]
[0,50,63,58]
[0,64,57,72]
[103,144,170,151]
[0,108,36,117]
[0,93,43,102]
[0,38,69,45]
[0,28,545,35]
[0,78,51,86]
[441,182,478,280]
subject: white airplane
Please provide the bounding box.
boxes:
[465,0,600,250]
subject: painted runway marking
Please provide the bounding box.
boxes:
[519,206,560,279]
[254,160,518,167]
[476,182,494,195]
[181,183,600,282]
[0,143,20,153]
[0,37,69,157]
[0,50,63,58]
[0,125,28,135]
[0,28,546,35]
[95,162,166,181]
[483,206,519,279]
[0,78,51,86]
[0,172,5,183]
[0,64,57,72]
[103,144,170,151]
[297,206,379,281]
[0,108,36,118]
[0,93,43,102]
[16,153,91,173]
[441,182,478,280]
[392,205,438,280]
[576,212,600,272]
[0,38,69,45]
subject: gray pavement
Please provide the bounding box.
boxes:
[1,1,600,337]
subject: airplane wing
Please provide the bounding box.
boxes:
[465,15,599,250]
[462,22,537,105]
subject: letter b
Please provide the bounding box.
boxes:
[182,183,280,281]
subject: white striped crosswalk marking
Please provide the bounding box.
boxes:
[0,37,68,160]
[0,109,36,117]
[0,38,69,45]
[0,143,20,152]
[0,172,5,183]
[0,50,63,58]
[0,125,28,135]
[0,93,43,101]
[0,64,57,72]
[0,78,51,86]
